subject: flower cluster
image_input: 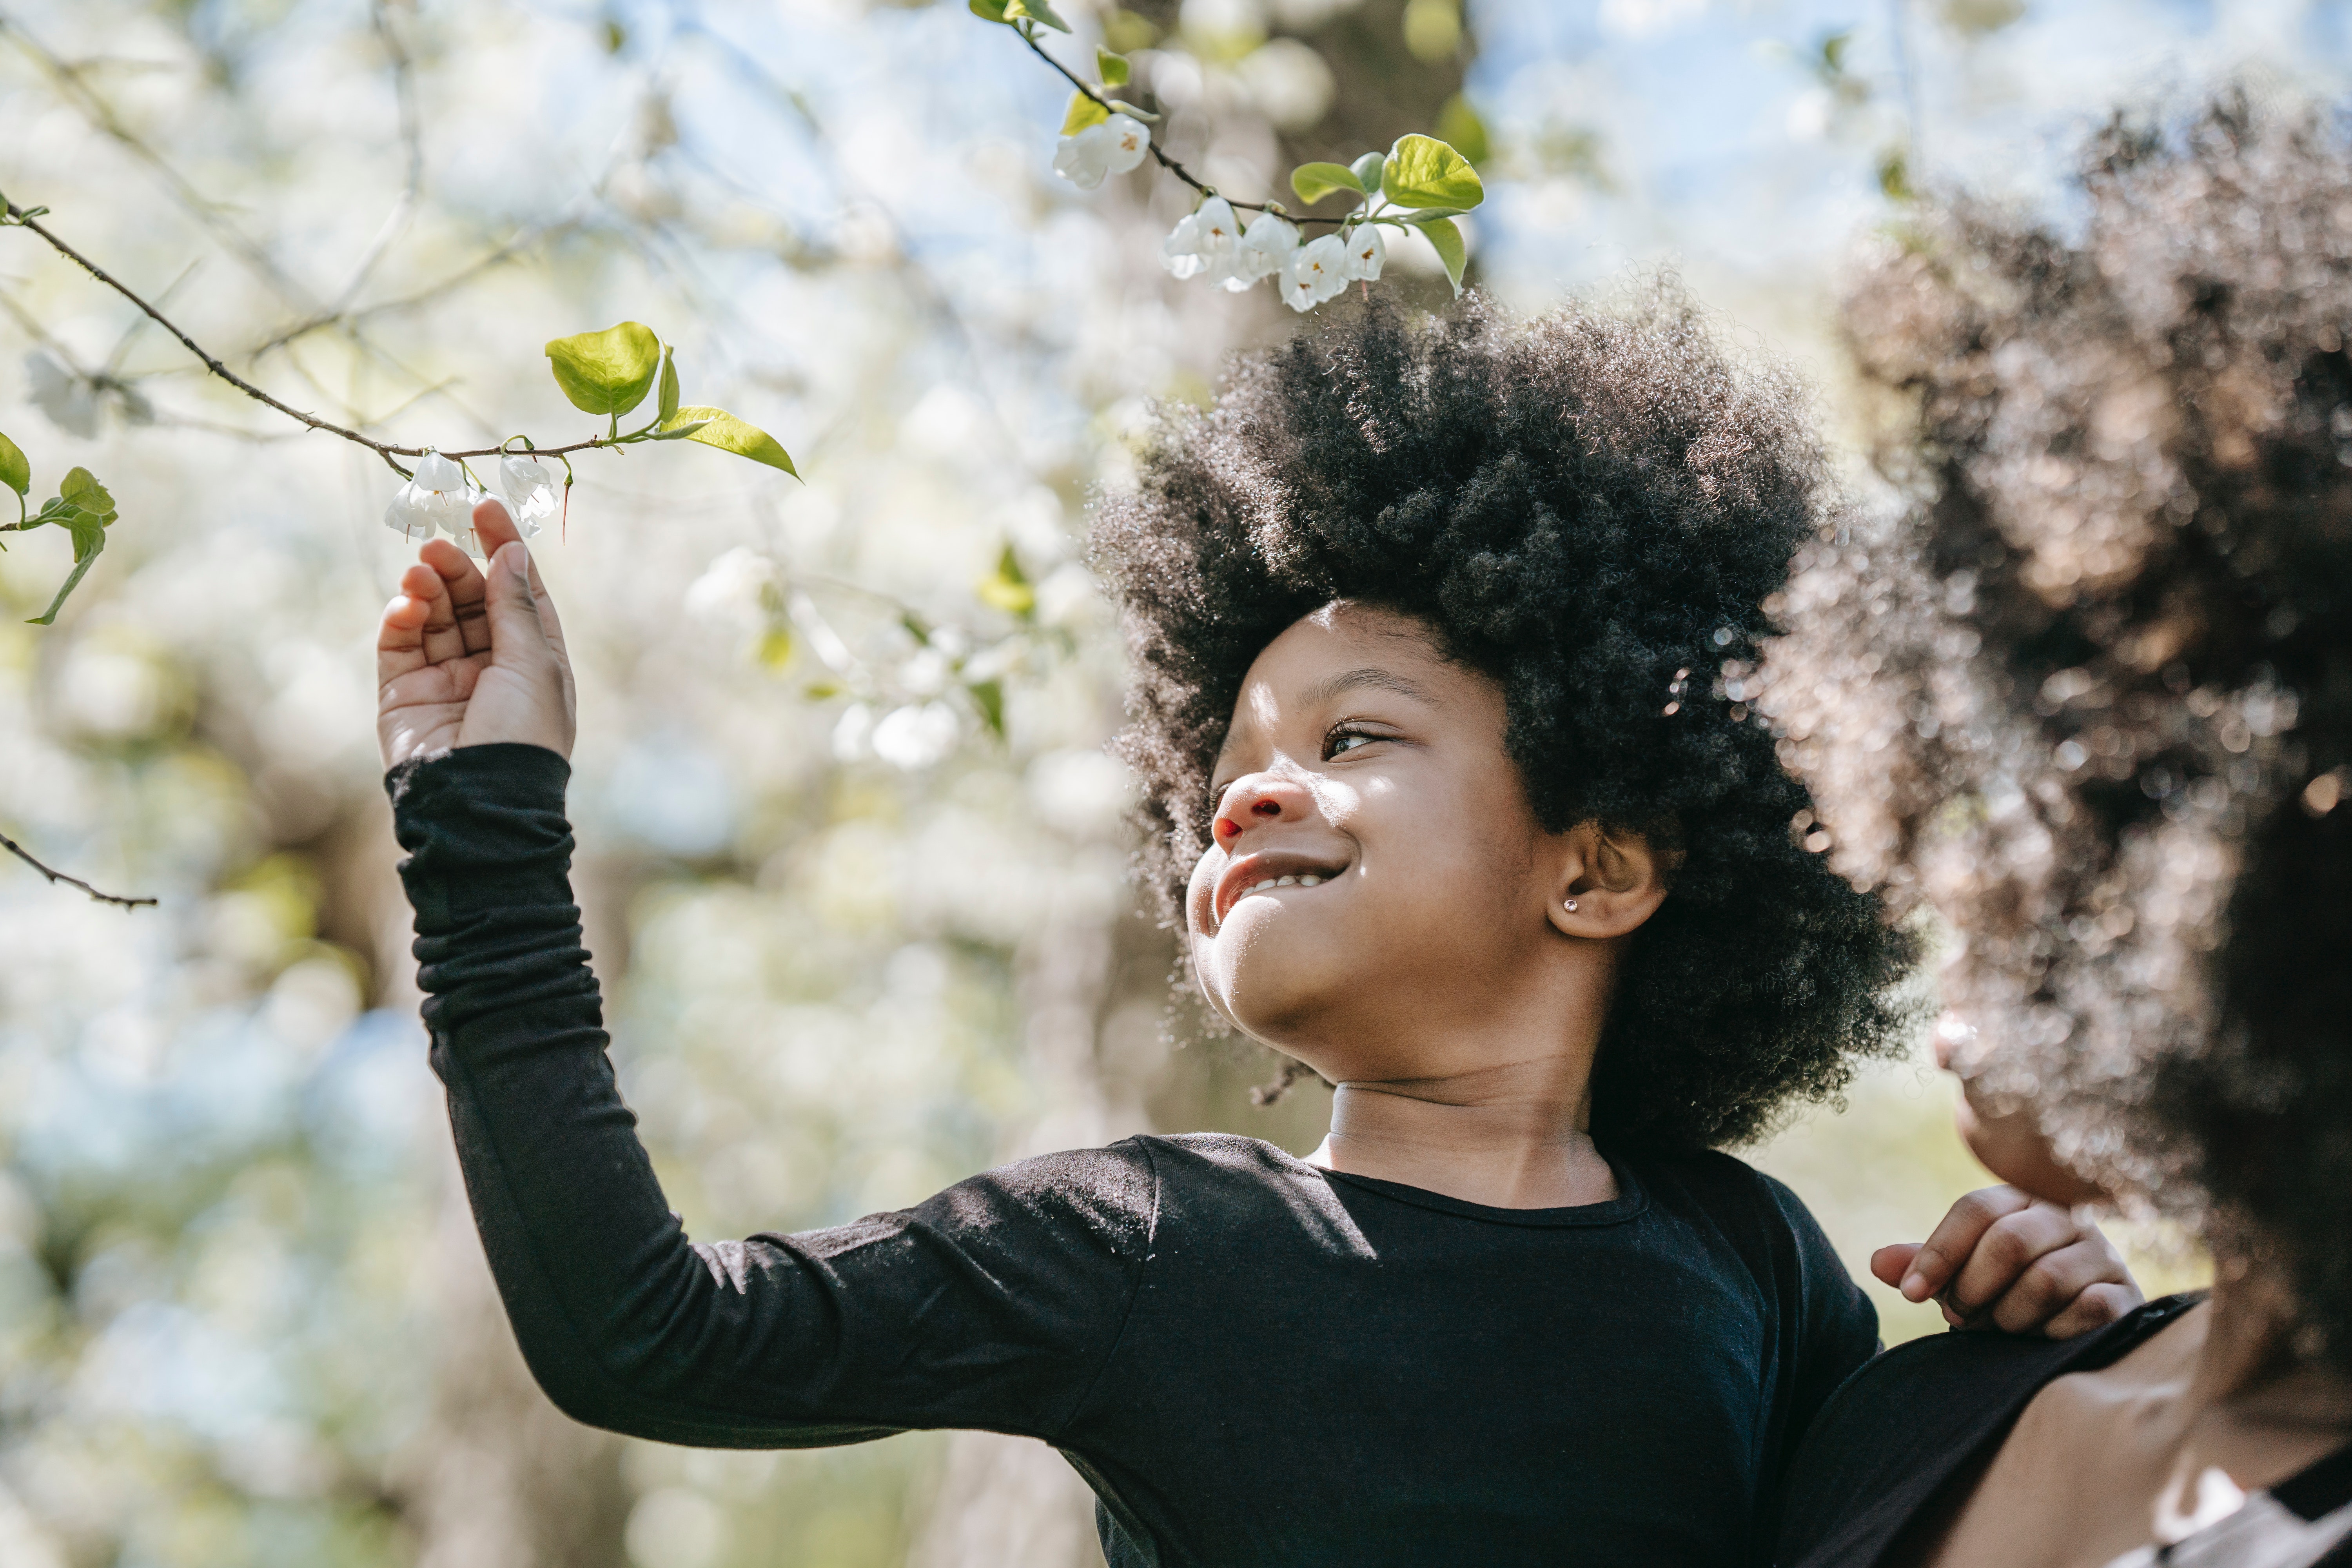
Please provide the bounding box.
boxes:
[1156,197,1386,313]
[382,451,557,556]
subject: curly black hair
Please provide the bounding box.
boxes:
[1760,98,2352,1366]
[1090,285,1923,1149]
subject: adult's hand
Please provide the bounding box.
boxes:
[377,497,576,768]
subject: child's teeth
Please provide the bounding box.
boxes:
[1299,875,1321,886]
[1277,875,1298,886]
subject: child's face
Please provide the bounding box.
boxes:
[1185,602,1579,1082]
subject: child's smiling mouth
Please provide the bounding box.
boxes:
[1211,851,1349,928]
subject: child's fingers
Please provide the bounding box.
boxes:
[2040,1281,2141,1341]
[395,561,463,666]
[1945,1200,2080,1318]
[419,536,492,657]
[1871,1243,1921,1290]
[1900,1185,2033,1302]
[1984,1236,2138,1334]
[378,592,432,677]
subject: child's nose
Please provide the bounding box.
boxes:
[1215,774,1313,843]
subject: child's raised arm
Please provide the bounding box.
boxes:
[373,508,1151,1448]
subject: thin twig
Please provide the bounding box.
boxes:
[0,829,156,908]
[0,200,648,472]
[1015,28,1346,226]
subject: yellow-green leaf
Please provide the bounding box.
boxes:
[967,678,1007,739]
[1350,151,1387,192]
[976,542,1036,617]
[1382,134,1485,212]
[1062,92,1110,136]
[1289,162,1364,206]
[545,321,663,417]
[1006,0,1071,31]
[968,0,1010,18]
[1418,216,1468,295]
[657,344,680,424]
[1097,47,1130,85]
[59,467,114,524]
[0,429,26,497]
[758,625,794,670]
[664,407,798,477]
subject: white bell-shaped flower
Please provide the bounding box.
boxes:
[384,450,475,545]
[1161,197,1241,282]
[1224,213,1299,292]
[495,453,557,538]
[1051,114,1150,191]
[1340,223,1386,282]
[1281,233,1350,312]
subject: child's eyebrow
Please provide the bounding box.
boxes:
[1300,667,1434,706]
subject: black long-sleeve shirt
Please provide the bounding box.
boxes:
[391,743,1881,1567]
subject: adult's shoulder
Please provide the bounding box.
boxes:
[1616,1144,1826,1238]
[1775,1294,2205,1568]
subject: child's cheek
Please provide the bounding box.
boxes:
[1184,851,1223,937]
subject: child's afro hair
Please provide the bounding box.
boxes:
[1091,284,1922,1150]
[1760,97,2352,1367]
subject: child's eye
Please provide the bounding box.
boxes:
[1322,726,1385,760]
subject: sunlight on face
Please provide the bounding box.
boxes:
[1185,603,1563,1081]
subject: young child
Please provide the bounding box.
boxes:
[374,291,2134,1567]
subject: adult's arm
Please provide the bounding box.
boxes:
[391,742,1153,1448]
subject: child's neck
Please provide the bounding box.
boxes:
[1307,1059,1616,1210]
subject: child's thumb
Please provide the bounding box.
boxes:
[484,541,549,661]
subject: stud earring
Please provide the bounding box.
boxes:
[1562,897,1579,913]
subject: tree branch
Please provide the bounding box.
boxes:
[0,199,655,473]
[0,829,156,909]
[1016,28,1347,226]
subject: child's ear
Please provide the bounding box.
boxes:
[1545,823,1671,940]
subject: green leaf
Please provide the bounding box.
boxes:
[25,499,107,625]
[976,542,1036,618]
[657,344,680,425]
[544,322,663,417]
[662,406,798,477]
[1382,134,1485,212]
[1289,162,1364,206]
[968,0,1010,18]
[0,430,26,497]
[1418,215,1468,296]
[1097,47,1129,85]
[1389,207,1468,223]
[650,417,714,441]
[1350,151,1387,193]
[1005,0,1071,31]
[58,467,115,524]
[967,678,1007,740]
[1061,92,1110,136]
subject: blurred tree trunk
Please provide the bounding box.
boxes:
[907,7,1476,1563]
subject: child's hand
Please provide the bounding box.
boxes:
[377,497,576,769]
[1870,1186,2142,1339]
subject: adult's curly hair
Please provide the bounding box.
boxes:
[1758,98,2352,1365]
[1090,285,1922,1149]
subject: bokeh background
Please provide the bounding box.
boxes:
[0,0,2338,1563]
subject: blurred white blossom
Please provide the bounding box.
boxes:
[684,547,784,635]
[871,702,961,770]
[1051,115,1150,190]
[25,352,97,439]
[1161,197,1241,282]
[831,702,877,762]
[383,451,477,549]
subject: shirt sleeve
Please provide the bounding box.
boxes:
[1750,1171,1883,1552]
[388,743,1156,1450]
